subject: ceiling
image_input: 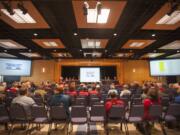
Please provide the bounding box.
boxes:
[0,0,179,60]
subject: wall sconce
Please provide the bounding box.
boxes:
[133,68,136,73]
[42,67,46,73]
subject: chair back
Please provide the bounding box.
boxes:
[90,105,105,117]
[167,104,180,116]
[129,104,144,117]
[10,103,28,121]
[50,106,67,120]
[132,98,142,105]
[0,104,8,117]
[31,105,48,118]
[149,105,162,119]
[71,106,87,118]
[75,97,87,106]
[90,98,100,106]
[109,105,125,119]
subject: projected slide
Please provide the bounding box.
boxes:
[80,67,100,82]
[150,59,180,76]
[0,59,31,76]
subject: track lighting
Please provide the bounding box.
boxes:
[17,2,28,15]
[1,1,14,15]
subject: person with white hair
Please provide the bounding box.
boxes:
[108,83,118,96]
[120,84,131,97]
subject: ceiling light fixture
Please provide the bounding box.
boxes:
[1,8,36,23]
[129,42,144,47]
[177,50,180,53]
[1,1,14,15]
[74,32,78,36]
[152,34,156,37]
[33,33,38,36]
[17,2,28,14]
[43,41,58,47]
[4,50,7,52]
[113,33,117,36]
[85,1,110,24]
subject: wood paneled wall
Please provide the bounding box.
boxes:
[21,59,158,84]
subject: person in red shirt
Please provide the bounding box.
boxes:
[66,82,77,97]
[143,87,161,120]
[105,92,124,113]
[79,86,89,96]
[89,86,99,96]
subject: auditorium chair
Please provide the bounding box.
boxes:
[107,105,128,135]
[0,104,10,130]
[49,105,69,135]
[70,105,88,134]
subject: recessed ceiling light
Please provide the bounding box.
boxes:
[4,50,7,52]
[54,50,57,52]
[129,42,144,47]
[1,9,36,23]
[156,10,180,25]
[113,33,117,36]
[43,41,58,47]
[177,50,180,53]
[74,32,78,36]
[80,49,82,51]
[87,8,110,24]
[153,50,157,53]
[28,49,31,52]
[130,50,133,52]
[33,33,38,36]
[152,34,156,37]
[105,50,108,52]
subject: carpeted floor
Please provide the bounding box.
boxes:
[0,123,179,135]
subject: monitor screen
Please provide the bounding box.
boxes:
[80,67,100,82]
[150,59,180,76]
[0,59,32,76]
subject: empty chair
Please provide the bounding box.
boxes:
[89,104,106,134]
[161,97,170,107]
[149,105,166,135]
[70,106,88,134]
[32,96,44,106]
[49,105,69,135]
[0,104,10,130]
[89,97,100,106]
[131,98,142,105]
[75,97,87,106]
[9,103,32,135]
[108,105,128,134]
[127,104,144,123]
[164,104,180,122]
[31,105,49,130]
[120,98,129,108]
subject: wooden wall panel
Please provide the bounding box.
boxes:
[21,59,160,84]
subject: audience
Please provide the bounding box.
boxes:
[108,83,118,96]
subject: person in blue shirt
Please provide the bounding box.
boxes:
[49,84,70,115]
[174,88,180,104]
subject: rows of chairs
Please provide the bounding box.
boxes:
[0,102,180,135]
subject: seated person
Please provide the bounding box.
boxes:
[89,86,99,96]
[120,84,131,97]
[49,85,70,115]
[12,88,35,116]
[174,88,180,104]
[79,86,89,96]
[108,84,118,96]
[143,87,161,120]
[66,82,77,97]
[105,92,124,113]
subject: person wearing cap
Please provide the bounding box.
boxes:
[49,85,70,115]
[120,84,131,97]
